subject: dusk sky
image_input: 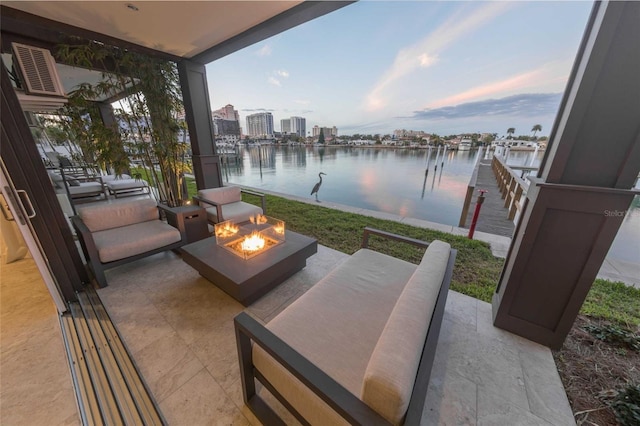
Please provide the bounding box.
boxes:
[205,1,594,138]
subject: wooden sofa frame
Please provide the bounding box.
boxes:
[71,204,186,288]
[234,227,457,425]
[193,188,266,223]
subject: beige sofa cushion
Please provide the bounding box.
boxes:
[198,186,241,205]
[204,203,262,224]
[361,240,451,425]
[253,248,417,425]
[93,220,181,263]
[79,199,159,232]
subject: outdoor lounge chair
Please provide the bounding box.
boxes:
[193,185,265,224]
[47,169,107,201]
[102,174,150,198]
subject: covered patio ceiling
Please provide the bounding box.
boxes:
[1,1,353,64]
[1,1,353,105]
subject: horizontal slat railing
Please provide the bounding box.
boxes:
[491,155,529,223]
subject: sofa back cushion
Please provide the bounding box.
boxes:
[361,240,451,425]
[198,186,241,205]
[79,198,159,232]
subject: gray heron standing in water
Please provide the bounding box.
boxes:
[311,172,326,201]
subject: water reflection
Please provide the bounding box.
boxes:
[221,145,638,263]
[222,146,530,225]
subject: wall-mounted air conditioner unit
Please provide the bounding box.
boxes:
[11,42,66,97]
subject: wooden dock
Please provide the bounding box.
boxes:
[461,159,515,237]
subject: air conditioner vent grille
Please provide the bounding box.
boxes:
[12,43,65,97]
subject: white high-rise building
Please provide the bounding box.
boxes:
[290,116,306,137]
[280,118,291,133]
[246,112,274,138]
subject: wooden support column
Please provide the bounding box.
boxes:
[492,1,640,349]
[177,59,223,190]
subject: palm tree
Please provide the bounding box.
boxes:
[507,128,515,139]
[531,124,542,139]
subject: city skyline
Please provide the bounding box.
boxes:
[205,1,593,137]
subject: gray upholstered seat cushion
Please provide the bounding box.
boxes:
[204,202,262,223]
[198,186,262,223]
[252,248,417,425]
[106,178,148,191]
[101,174,131,181]
[361,240,451,425]
[66,182,104,196]
[92,220,181,263]
[79,199,159,232]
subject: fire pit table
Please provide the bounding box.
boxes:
[179,218,317,306]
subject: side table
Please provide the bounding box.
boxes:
[160,204,209,244]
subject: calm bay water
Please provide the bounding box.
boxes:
[223,145,639,263]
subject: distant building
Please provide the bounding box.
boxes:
[280,119,291,133]
[246,112,274,138]
[280,116,306,138]
[212,104,241,143]
[393,129,429,139]
[290,116,306,138]
[312,125,337,138]
[213,104,240,121]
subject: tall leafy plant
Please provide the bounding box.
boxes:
[56,41,190,206]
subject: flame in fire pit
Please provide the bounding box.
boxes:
[241,231,266,252]
[216,222,239,238]
[250,214,268,225]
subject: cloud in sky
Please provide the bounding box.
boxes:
[426,68,547,109]
[410,93,562,120]
[268,69,290,86]
[256,44,272,57]
[268,76,281,86]
[242,108,275,112]
[365,2,511,112]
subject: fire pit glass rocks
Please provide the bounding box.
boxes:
[214,215,286,260]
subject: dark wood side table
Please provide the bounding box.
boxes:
[160,204,209,244]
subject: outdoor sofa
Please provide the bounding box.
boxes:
[72,198,185,287]
[193,185,266,224]
[235,227,456,425]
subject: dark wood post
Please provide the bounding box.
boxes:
[177,59,223,190]
[492,1,640,349]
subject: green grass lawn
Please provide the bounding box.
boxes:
[238,191,640,329]
[242,192,506,303]
[163,176,640,330]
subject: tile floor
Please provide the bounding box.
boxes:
[1,193,576,425]
[94,245,575,425]
[0,255,80,426]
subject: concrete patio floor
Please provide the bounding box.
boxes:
[94,244,575,425]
